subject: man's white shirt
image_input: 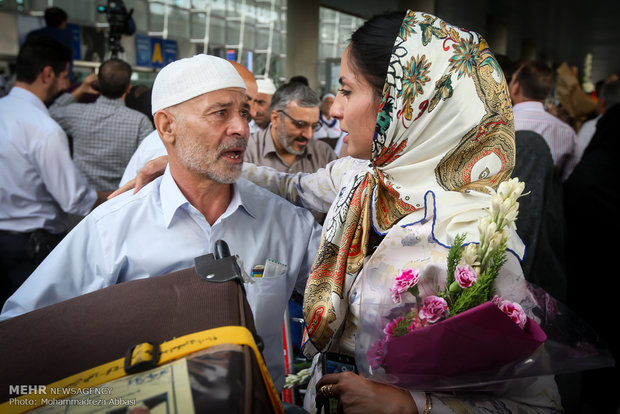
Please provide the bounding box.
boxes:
[2,167,321,391]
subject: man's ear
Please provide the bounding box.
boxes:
[270,109,280,127]
[508,79,520,102]
[39,66,55,86]
[154,110,176,145]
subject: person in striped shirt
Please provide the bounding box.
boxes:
[509,61,578,181]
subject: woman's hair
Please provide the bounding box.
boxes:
[349,11,406,97]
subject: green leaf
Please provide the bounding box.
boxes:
[446,233,466,287]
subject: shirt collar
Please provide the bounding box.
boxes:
[10,86,48,114]
[96,95,126,106]
[259,125,313,161]
[513,101,545,113]
[160,167,256,228]
[320,113,338,128]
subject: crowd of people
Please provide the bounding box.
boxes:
[1,7,619,414]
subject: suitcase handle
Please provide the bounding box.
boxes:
[193,240,244,284]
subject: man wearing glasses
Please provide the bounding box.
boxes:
[244,82,337,176]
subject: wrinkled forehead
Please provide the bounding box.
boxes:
[172,87,248,112]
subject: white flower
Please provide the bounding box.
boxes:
[462,243,480,267]
[478,218,498,245]
[497,178,525,202]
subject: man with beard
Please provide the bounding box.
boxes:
[0,38,106,304]
[244,82,337,174]
[1,55,321,392]
[118,59,259,187]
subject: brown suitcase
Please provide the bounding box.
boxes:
[0,241,281,413]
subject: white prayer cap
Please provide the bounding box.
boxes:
[321,93,336,101]
[256,78,276,95]
[151,54,246,115]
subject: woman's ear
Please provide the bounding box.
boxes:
[154,110,176,145]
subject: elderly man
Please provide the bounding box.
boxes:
[245,82,337,174]
[1,55,321,392]
[118,60,258,187]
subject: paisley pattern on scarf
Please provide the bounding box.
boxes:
[303,10,516,356]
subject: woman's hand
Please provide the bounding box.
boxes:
[108,155,169,199]
[316,371,418,414]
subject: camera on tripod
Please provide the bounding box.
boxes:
[97,0,135,58]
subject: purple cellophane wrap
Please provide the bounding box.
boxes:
[380,301,546,388]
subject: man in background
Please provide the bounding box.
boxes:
[245,82,337,222]
[245,82,337,174]
[509,61,578,181]
[0,38,102,304]
[250,78,276,133]
[313,93,342,149]
[26,7,74,80]
[49,58,154,191]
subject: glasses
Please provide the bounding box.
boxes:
[278,110,321,131]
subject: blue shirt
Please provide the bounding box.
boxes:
[0,87,96,233]
[1,168,322,390]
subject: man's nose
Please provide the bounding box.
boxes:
[249,100,258,119]
[300,126,313,139]
[229,113,250,137]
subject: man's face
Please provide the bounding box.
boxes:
[273,101,320,156]
[244,79,259,120]
[508,67,520,103]
[321,97,334,116]
[253,93,273,128]
[172,88,250,184]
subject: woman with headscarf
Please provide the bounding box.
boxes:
[242,10,562,414]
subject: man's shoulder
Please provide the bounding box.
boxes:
[88,176,164,223]
[119,104,151,122]
[2,93,63,135]
[248,128,270,144]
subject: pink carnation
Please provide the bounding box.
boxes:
[368,338,387,370]
[383,316,405,339]
[493,296,527,329]
[407,312,425,332]
[454,264,477,288]
[419,296,449,324]
[389,268,420,303]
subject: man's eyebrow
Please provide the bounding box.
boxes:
[205,101,233,112]
[241,102,250,111]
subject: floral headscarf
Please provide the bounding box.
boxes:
[303,11,522,356]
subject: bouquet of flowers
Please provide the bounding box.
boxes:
[355,178,554,390]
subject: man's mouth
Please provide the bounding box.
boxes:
[220,148,245,161]
[294,137,308,145]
